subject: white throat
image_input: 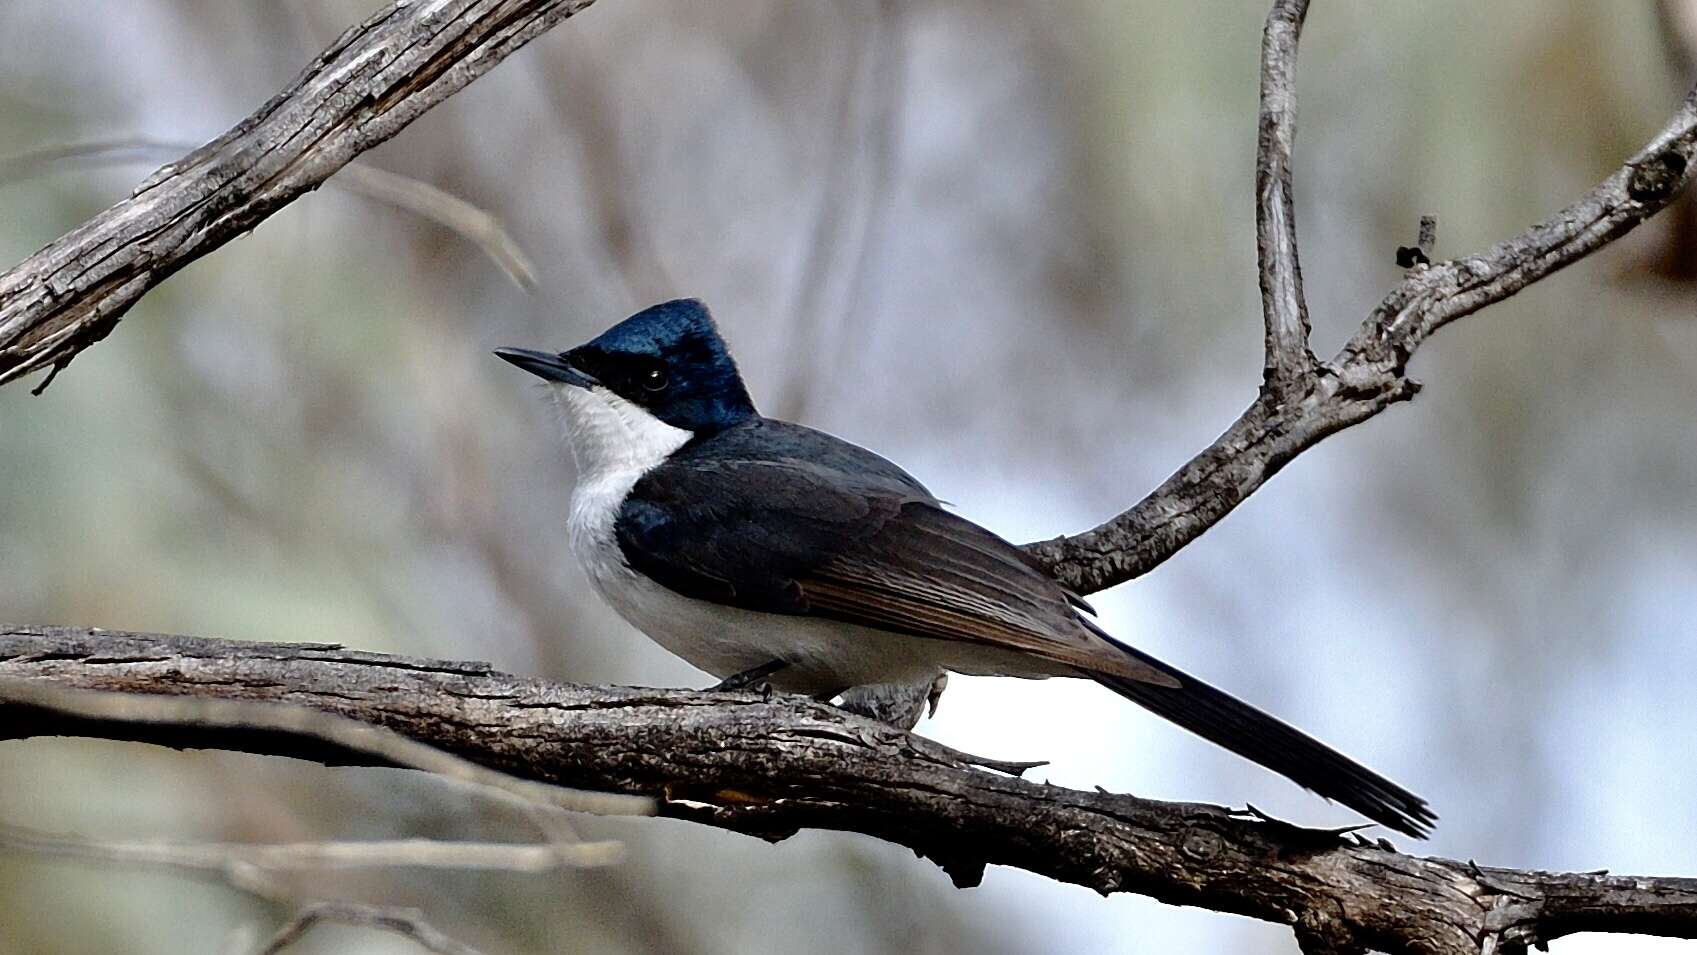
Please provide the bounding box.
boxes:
[551,383,692,485]
[549,384,692,576]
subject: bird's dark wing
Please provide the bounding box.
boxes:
[798,501,1175,682]
[614,420,1171,684]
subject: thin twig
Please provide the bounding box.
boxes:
[1396,215,1439,268]
[1417,215,1438,258]
[336,163,538,290]
[1255,0,1317,394]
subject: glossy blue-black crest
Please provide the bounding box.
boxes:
[567,299,757,435]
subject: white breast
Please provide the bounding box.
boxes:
[550,382,689,598]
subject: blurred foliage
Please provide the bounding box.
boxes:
[1,1,1694,953]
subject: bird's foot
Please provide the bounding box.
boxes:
[958,754,1049,777]
[709,659,789,693]
[837,672,949,730]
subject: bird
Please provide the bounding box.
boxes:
[495,298,1436,838]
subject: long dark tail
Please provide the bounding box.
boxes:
[1087,636,1436,838]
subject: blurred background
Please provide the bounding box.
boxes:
[2,1,1695,952]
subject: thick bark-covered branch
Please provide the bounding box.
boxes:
[0,0,597,390]
[4,626,1695,955]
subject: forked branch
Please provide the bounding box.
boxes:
[1026,1,1697,593]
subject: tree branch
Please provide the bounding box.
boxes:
[3,625,1694,955]
[0,139,539,290]
[0,0,598,390]
[1256,0,1318,395]
[0,672,648,819]
[1026,74,1697,597]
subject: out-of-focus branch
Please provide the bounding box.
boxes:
[253,902,482,955]
[0,139,538,290]
[1662,0,1697,83]
[4,626,1695,955]
[771,1,905,423]
[0,827,625,875]
[334,163,539,290]
[1025,7,1697,595]
[0,0,600,391]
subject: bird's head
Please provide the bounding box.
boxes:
[496,299,756,450]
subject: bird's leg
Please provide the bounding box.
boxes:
[925,672,947,719]
[836,672,949,730]
[709,659,788,692]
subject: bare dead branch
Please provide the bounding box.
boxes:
[1025,83,1697,596]
[1255,0,1318,394]
[0,673,651,819]
[1417,215,1439,259]
[0,0,600,390]
[0,660,632,952]
[3,625,1694,955]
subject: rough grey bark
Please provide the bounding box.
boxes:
[1026,0,1697,594]
[4,626,1695,955]
[0,0,597,390]
[1254,0,1318,396]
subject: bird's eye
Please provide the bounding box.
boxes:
[642,368,668,392]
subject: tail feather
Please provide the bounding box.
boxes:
[1087,637,1435,838]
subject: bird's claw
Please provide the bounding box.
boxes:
[710,659,788,693]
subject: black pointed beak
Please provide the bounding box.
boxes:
[493,347,598,388]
